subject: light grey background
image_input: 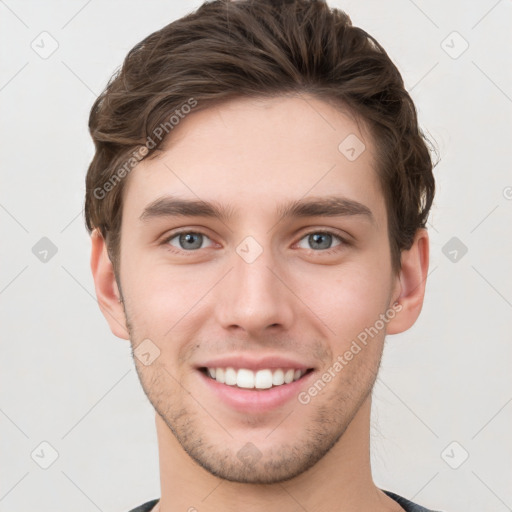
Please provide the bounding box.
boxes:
[1,1,511,511]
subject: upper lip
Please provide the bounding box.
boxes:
[197,355,315,372]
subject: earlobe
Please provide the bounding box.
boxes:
[386,228,430,335]
[90,229,130,340]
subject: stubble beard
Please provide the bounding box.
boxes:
[123,304,382,484]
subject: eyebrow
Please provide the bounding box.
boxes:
[140,197,235,224]
[139,195,375,225]
[277,196,374,224]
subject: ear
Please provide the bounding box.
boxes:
[386,228,429,335]
[90,229,130,340]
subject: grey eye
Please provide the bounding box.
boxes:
[168,232,212,250]
[297,232,341,251]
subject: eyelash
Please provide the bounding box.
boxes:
[161,229,349,256]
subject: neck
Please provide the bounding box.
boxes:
[154,396,402,512]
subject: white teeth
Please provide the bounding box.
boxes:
[225,367,237,386]
[284,369,295,384]
[215,367,225,384]
[237,368,254,389]
[272,369,284,386]
[207,367,307,389]
[254,369,273,389]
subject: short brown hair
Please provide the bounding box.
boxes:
[85,0,436,274]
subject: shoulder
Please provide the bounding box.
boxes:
[383,489,445,512]
[127,498,160,512]
[128,494,445,512]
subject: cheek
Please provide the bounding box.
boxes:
[297,260,391,342]
[121,257,216,338]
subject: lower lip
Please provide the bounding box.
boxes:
[198,370,315,414]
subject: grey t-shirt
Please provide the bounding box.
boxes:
[128,490,443,511]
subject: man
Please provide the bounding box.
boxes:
[85,0,440,510]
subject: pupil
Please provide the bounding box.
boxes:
[310,233,331,250]
[180,233,202,250]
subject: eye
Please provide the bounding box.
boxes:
[296,231,343,251]
[166,231,214,251]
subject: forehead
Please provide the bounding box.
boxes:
[122,94,385,228]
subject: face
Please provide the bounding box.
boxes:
[115,95,402,483]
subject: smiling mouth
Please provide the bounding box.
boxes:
[199,367,314,390]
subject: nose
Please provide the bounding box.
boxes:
[213,242,295,337]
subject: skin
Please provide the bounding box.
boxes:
[91,94,429,512]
